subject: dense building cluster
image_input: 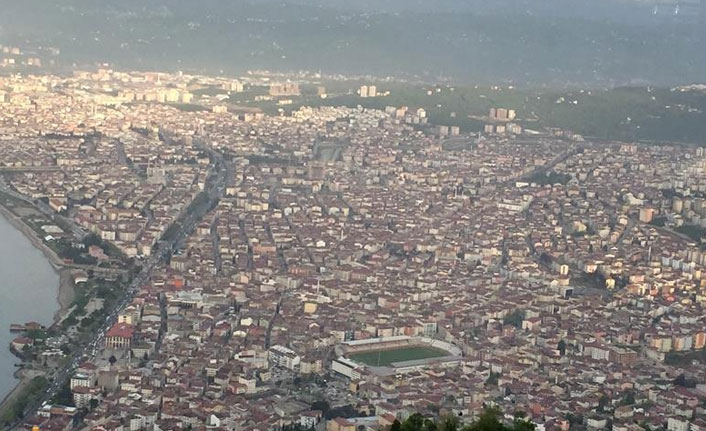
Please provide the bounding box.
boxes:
[1,71,706,431]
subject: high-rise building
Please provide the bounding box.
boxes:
[224,81,244,92]
[360,85,377,98]
[639,208,655,224]
[269,83,300,97]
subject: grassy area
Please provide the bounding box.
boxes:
[62,276,119,331]
[191,86,227,97]
[161,191,213,243]
[276,83,513,132]
[528,87,706,143]
[231,82,706,144]
[665,349,706,366]
[675,224,706,243]
[0,190,28,208]
[0,376,48,425]
[503,309,526,328]
[527,171,571,186]
[650,216,668,227]
[175,103,209,112]
[349,346,449,367]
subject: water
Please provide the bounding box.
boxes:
[0,214,59,402]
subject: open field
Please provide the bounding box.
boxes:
[349,346,449,367]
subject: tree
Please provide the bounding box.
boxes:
[389,407,537,431]
[674,374,696,388]
[558,340,567,356]
[467,407,504,431]
[485,372,501,387]
[597,395,610,412]
[511,419,536,431]
[139,353,149,368]
[439,416,459,431]
[620,391,636,406]
[503,310,525,329]
[53,380,75,407]
[403,414,426,431]
[82,233,103,247]
[311,400,331,414]
[424,419,438,431]
[566,414,583,427]
[325,405,362,420]
[109,355,117,366]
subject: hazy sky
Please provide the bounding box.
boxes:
[0,0,703,86]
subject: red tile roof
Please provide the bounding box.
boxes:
[106,322,135,339]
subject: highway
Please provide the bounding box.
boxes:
[6,141,227,430]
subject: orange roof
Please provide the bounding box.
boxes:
[106,322,135,339]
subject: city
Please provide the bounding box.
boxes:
[0,68,704,431]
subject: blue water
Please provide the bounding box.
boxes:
[0,214,58,402]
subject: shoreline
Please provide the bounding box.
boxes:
[0,203,75,416]
[0,204,66,271]
[0,204,76,324]
[0,369,44,417]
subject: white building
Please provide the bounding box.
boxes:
[269,345,301,371]
[668,418,690,431]
[331,357,362,380]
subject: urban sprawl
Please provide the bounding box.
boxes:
[0,69,706,431]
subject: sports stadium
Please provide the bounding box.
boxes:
[332,336,463,377]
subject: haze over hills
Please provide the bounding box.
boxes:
[0,0,704,86]
[284,0,700,22]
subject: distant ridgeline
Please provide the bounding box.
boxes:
[1,0,705,85]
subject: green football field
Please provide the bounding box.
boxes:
[349,346,449,367]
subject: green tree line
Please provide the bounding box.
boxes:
[390,408,535,431]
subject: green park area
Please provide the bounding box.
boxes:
[0,376,48,425]
[349,346,449,367]
[212,81,706,144]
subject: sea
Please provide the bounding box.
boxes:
[0,214,58,403]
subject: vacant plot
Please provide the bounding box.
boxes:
[349,346,449,367]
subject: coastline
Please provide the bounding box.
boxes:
[55,270,76,324]
[0,204,66,271]
[0,203,75,416]
[0,204,75,324]
[0,369,44,417]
